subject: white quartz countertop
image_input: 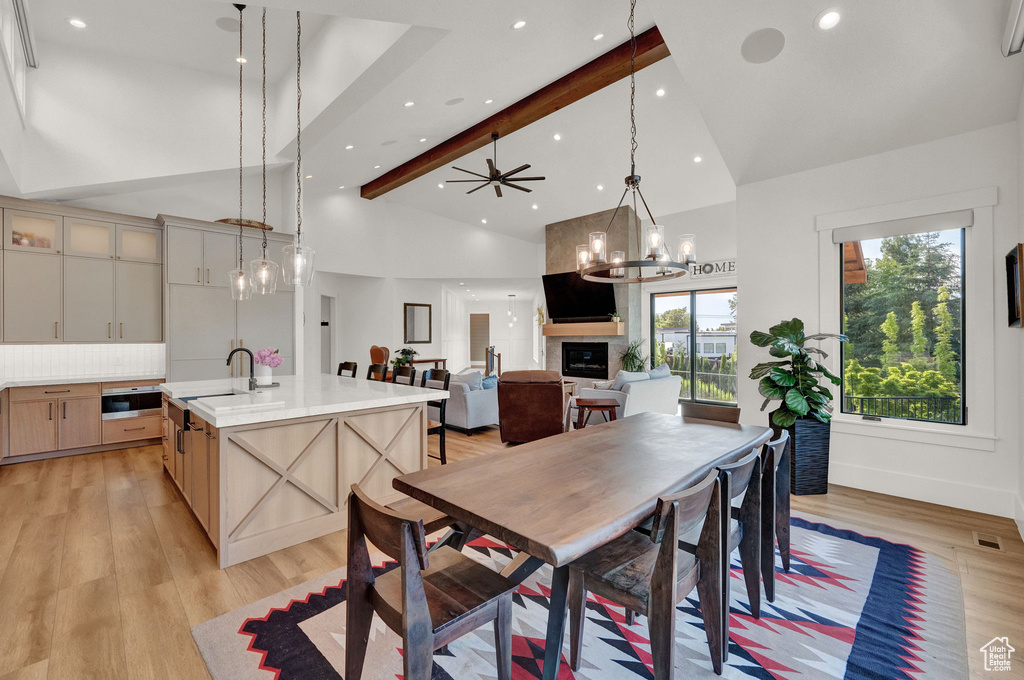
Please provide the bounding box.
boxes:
[160,374,447,428]
[0,373,165,390]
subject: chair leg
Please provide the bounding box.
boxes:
[739,524,762,619]
[761,461,777,603]
[696,564,724,675]
[647,588,676,679]
[494,594,513,680]
[403,634,435,680]
[777,449,792,572]
[439,428,447,465]
[625,609,636,626]
[568,569,587,671]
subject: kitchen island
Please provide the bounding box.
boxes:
[160,374,445,568]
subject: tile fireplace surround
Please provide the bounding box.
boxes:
[544,207,640,388]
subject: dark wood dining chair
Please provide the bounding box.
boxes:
[760,430,791,602]
[421,369,451,465]
[337,361,358,378]
[346,484,516,680]
[391,365,417,386]
[567,470,725,676]
[366,363,388,382]
[682,402,741,423]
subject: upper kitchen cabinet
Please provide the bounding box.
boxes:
[64,217,115,259]
[5,251,62,342]
[166,226,236,287]
[4,209,63,254]
[115,262,162,342]
[202,231,237,288]
[63,257,115,342]
[116,225,162,263]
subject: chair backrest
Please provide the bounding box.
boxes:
[338,361,358,378]
[420,368,450,389]
[682,402,741,423]
[391,365,417,385]
[650,469,720,545]
[366,363,388,381]
[348,484,429,570]
[762,429,790,472]
[717,447,761,502]
[370,345,390,365]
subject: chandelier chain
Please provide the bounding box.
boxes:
[295,11,302,239]
[261,7,268,257]
[237,4,244,269]
[628,0,637,174]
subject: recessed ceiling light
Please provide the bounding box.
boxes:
[741,27,786,64]
[445,97,465,106]
[459,282,464,285]
[338,185,345,189]
[597,184,604,191]
[438,183,444,189]
[236,56,247,64]
[693,156,702,163]
[484,99,494,104]
[404,101,415,108]
[511,20,526,30]
[374,165,381,169]
[481,219,487,224]
[532,204,538,210]
[305,174,313,179]
[345,145,354,150]
[381,139,397,146]
[815,9,841,31]
[419,138,427,142]
[655,88,666,97]
[68,18,87,29]
[593,33,604,41]
[553,133,562,141]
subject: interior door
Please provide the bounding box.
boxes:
[64,257,115,342]
[115,261,162,342]
[4,251,63,342]
[470,313,490,364]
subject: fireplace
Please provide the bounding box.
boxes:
[561,342,609,379]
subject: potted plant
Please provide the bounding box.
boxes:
[620,338,649,373]
[254,347,283,386]
[748,318,847,495]
[391,347,419,367]
[610,310,622,323]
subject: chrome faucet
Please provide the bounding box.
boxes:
[227,347,258,391]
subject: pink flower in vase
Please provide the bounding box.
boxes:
[254,348,283,368]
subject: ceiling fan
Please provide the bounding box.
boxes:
[446,133,545,197]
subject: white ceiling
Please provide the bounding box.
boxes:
[647,0,1024,184]
[441,278,543,305]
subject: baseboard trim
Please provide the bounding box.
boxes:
[829,460,1016,518]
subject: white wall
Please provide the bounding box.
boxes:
[737,122,1020,518]
[1017,85,1024,537]
[465,297,542,372]
[441,287,470,373]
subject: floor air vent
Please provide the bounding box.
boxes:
[972,531,1003,551]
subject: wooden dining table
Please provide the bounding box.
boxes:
[393,411,772,680]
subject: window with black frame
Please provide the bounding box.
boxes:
[839,226,965,425]
[650,288,737,405]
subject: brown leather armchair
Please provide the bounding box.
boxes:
[497,370,565,444]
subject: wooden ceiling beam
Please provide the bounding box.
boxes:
[360,26,670,200]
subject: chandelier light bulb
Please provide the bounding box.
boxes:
[589,231,607,264]
[678,234,697,264]
[610,250,626,278]
[644,225,665,258]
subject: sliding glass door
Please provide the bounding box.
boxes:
[651,288,737,405]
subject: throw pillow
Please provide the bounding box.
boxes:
[482,375,498,390]
[612,370,650,390]
[453,371,483,391]
[592,379,615,390]
[648,363,672,380]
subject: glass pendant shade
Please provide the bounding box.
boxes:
[609,250,626,278]
[678,234,696,264]
[249,256,279,295]
[588,231,607,263]
[644,224,664,258]
[229,268,252,300]
[576,245,591,272]
[656,252,671,275]
[282,239,315,286]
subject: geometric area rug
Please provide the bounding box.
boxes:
[192,513,969,679]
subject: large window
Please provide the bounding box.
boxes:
[840,229,964,424]
[651,288,737,404]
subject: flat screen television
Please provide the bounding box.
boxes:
[542,272,617,323]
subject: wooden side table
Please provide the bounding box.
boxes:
[574,398,620,430]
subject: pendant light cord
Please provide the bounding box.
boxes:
[236,4,244,270]
[261,7,268,258]
[628,0,637,176]
[295,11,303,244]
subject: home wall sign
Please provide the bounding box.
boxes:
[689,259,736,280]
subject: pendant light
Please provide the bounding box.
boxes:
[229,3,252,301]
[507,294,517,327]
[249,7,279,295]
[575,0,694,284]
[282,10,315,286]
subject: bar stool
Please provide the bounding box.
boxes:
[338,361,358,378]
[421,369,451,464]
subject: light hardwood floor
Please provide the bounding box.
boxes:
[0,426,1020,679]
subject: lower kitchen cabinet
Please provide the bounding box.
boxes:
[9,400,56,456]
[58,397,102,449]
[102,415,161,445]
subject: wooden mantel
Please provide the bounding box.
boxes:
[542,321,624,337]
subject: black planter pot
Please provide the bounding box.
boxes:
[771,415,831,495]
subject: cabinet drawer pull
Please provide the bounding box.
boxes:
[206,268,210,284]
[44,389,71,394]
[48,403,53,420]
[205,431,215,440]
[196,267,201,283]
[108,322,112,339]
[63,402,67,419]
[120,322,124,339]
[54,321,58,339]
[123,426,146,432]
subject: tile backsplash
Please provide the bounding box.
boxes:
[0,344,166,381]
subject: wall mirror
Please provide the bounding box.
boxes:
[404,303,432,344]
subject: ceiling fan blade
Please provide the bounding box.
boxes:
[486,158,497,177]
[451,166,490,179]
[505,176,545,181]
[446,179,489,182]
[466,183,489,195]
[494,184,502,198]
[501,164,531,178]
[502,182,532,193]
